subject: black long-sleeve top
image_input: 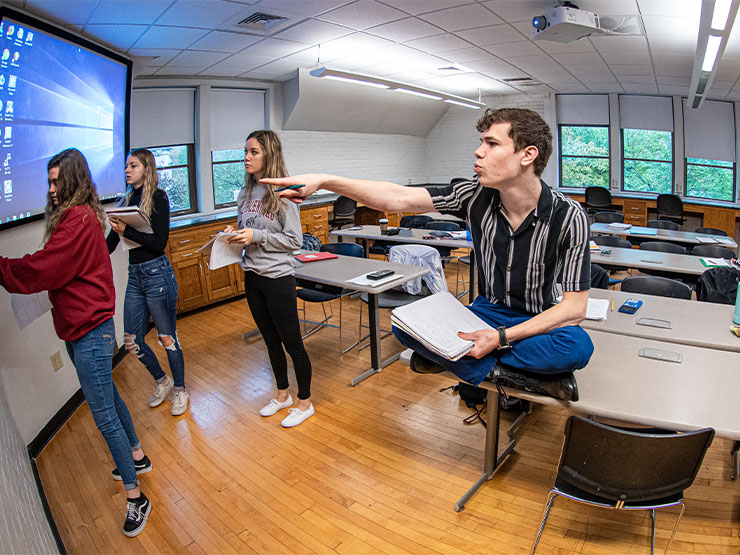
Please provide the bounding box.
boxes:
[106,187,171,265]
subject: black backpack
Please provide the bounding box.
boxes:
[696,267,740,305]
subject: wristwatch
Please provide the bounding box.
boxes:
[497,326,511,351]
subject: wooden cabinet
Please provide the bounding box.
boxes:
[622,198,648,226]
[300,205,329,244]
[703,207,736,237]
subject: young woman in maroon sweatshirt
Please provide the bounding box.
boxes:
[0,149,152,538]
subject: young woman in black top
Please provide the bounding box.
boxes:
[107,148,188,415]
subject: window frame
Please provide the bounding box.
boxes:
[684,157,737,203]
[558,123,611,190]
[620,128,674,195]
[211,147,246,209]
[148,143,197,216]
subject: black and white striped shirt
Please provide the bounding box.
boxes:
[428,178,590,315]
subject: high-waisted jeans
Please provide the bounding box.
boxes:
[124,255,185,387]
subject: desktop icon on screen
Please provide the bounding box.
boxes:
[6,100,13,116]
[4,126,11,140]
[17,29,23,40]
[3,180,10,195]
[2,50,9,61]
[8,74,17,89]
[12,52,19,64]
[26,32,33,44]
[6,25,14,37]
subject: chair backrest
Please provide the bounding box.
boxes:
[638,241,687,254]
[695,226,728,237]
[620,275,692,299]
[321,242,364,258]
[333,195,357,219]
[593,211,623,224]
[388,244,447,294]
[646,219,679,231]
[591,264,610,289]
[423,221,461,232]
[691,244,736,259]
[657,193,683,217]
[558,416,714,503]
[399,214,433,229]
[592,235,632,249]
[585,186,612,210]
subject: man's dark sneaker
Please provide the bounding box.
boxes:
[409,352,446,374]
[488,365,579,402]
[112,455,152,481]
[122,493,151,538]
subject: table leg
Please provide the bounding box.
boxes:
[349,292,401,386]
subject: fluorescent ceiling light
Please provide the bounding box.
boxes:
[393,88,442,100]
[310,66,484,109]
[712,0,733,29]
[702,34,722,71]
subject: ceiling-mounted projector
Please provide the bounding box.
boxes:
[532,5,601,43]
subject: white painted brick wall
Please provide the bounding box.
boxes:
[0,379,57,554]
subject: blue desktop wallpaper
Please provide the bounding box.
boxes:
[0,17,128,225]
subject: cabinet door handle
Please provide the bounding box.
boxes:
[179,239,191,244]
[181,252,194,258]
[313,214,322,218]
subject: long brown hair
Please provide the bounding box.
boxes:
[121,148,159,217]
[43,149,106,244]
[245,129,287,215]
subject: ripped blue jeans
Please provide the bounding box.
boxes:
[123,255,185,388]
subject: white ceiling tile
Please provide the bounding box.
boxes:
[637,0,700,16]
[189,31,263,53]
[379,0,473,16]
[274,19,352,45]
[419,3,503,32]
[484,41,543,58]
[569,64,612,76]
[551,52,604,66]
[166,50,231,66]
[253,0,352,18]
[553,84,591,93]
[383,69,440,82]
[134,26,210,49]
[601,51,651,64]
[436,47,494,63]
[616,74,657,84]
[641,15,700,39]
[657,84,689,94]
[587,83,622,93]
[84,24,148,50]
[24,0,99,25]
[319,0,407,30]
[197,65,249,77]
[506,54,558,70]
[651,52,694,68]
[656,75,690,86]
[88,0,171,25]
[320,32,395,60]
[153,65,205,76]
[128,49,182,65]
[717,67,740,79]
[710,80,736,91]
[156,1,248,29]
[609,64,654,75]
[533,38,596,54]
[654,64,694,77]
[648,36,697,55]
[528,67,575,79]
[404,33,470,53]
[456,24,525,46]
[282,46,322,64]
[205,53,274,71]
[366,17,442,42]
[589,35,647,52]
[578,1,640,15]
[240,37,312,58]
[579,74,618,84]
[621,83,658,94]
[482,1,551,23]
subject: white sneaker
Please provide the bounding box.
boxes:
[148,376,173,407]
[259,395,293,417]
[280,404,315,428]
[170,390,189,416]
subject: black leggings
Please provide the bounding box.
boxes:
[244,271,312,400]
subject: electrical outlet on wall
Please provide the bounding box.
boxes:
[407,178,412,184]
[50,351,63,372]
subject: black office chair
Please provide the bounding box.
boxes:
[331,195,357,229]
[585,186,612,216]
[591,263,610,289]
[296,242,364,351]
[691,244,735,259]
[620,275,692,299]
[695,226,728,237]
[656,194,685,226]
[638,241,687,255]
[423,221,461,267]
[531,415,714,554]
[593,211,623,224]
[646,219,679,231]
[399,214,433,229]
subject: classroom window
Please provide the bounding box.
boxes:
[558,125,610,189]
[622,128,673,194]
[685,158,736,202]
[212,149,245,208]
[149,144,197,215]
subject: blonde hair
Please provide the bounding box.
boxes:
[121,148,159,217]
[245,129,287,215]
[44,149,106,244]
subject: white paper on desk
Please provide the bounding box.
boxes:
[391,291,493,361]
[696,235,718,243]
[586,298,609,321]
[11,292,52,329]
[345,272,405,287]
[716,236,735,245]
[205,233,243,270]
[701,257,731,267]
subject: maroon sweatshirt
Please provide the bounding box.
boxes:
[0,204,115,341]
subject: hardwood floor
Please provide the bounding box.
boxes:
[37,260,740,554]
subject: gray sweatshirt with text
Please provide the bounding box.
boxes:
[236,183,302,279]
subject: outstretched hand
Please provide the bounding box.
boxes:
[458,329,500,359]
[260,174,326,204]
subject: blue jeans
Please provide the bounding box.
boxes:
[124,255,185,388]
[65,318,140,490]
[393,296,594,387]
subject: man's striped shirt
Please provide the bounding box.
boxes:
[427,178,590,315]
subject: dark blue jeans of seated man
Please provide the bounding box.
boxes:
[392,295,594,387]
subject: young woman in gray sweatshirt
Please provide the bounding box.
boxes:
[225,130,314,428]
